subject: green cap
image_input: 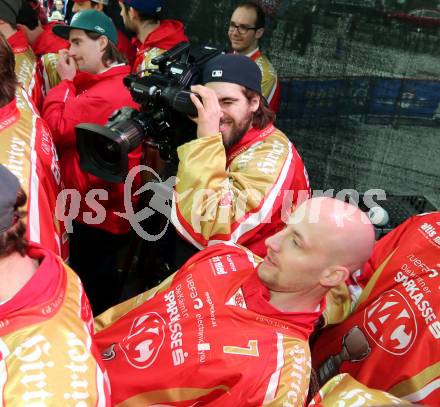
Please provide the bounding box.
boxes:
[52,9,118,45]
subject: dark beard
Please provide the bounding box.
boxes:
[222,112,253,150]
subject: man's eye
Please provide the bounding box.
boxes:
[291,238,297,246]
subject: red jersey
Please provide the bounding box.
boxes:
[0,243,110,405]
[312,212,440,405]
[171,124,310,257]
[7,29,44,111]
[0,93,67,259]
[95,243,320,406]
[248,48,281,113]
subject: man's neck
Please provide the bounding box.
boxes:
[137,20,160,44]
[97,60,123,74]
[268,287,324,313]
[0,252,38,302]
[235,43,258,57]
[25,24,44,46]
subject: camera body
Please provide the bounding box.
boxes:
[76,42,222,183]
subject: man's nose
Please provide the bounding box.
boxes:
[266,231,282,252]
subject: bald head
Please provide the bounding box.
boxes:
[290,197,375,272]
[258,197,375,311]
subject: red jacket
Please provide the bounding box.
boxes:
[8,29,44,111]
[42,64,142,234]
[132,19,188,74]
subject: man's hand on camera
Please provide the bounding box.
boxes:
[57,49,77,81]
[189,85,222,139]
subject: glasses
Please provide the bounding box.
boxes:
[228,22,259,35]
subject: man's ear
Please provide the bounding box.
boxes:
[320,265,349,288]
[128,6,137,21]
[98,35,109,52]
[249,94,260,112]
[255,27,264,40]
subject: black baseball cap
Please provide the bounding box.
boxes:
[0,0,22,25]
[202,54,262,95]
[0,164,20,234]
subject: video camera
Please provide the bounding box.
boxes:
[76,42,222,183]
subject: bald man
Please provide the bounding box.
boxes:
[94,197,375,406]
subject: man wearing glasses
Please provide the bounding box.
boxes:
[228,2,280,112]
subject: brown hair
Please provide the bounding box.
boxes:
[84,31,127,67]
[0,33,18,107]
[0,188,28,259]
[243,87,276,129]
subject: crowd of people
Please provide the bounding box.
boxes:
[0,0,438,405]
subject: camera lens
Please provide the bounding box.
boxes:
[92,135,121,165]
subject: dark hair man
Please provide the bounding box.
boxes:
[118,0,188,74]
[312,210,440,405]
[172,54,310,259]
[42,9,142,314]
[94,197,375,405]
[72,0,136,64]
[0,0,44,109]
[0,32,67,259]
[228,2,280,112]
[0,164,111,405]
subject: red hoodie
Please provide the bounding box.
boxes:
[132,19,188,74]
[42,65,142,234]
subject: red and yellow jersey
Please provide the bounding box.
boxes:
[135,46,165,76]
[0,96,67,259]
[95,243,317,406]
[308,374,410,406]
[171,124,310,258]
[132,20,188,75]
[0,243,110,405]
[248,48,280,113]
[312,212,440,405]
[8,29,44,111]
